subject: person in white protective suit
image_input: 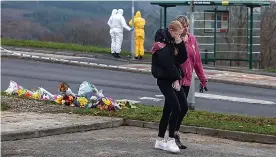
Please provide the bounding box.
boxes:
[107,9,118,55]
[109,9,133,58]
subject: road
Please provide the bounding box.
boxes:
[1,58,276,117]
[2,126,276,157]
[1,46,146,65]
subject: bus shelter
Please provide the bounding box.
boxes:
[150,0,271,70]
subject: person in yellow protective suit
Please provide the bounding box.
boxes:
[129,11,146,60]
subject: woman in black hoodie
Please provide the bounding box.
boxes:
[151,21,188,153]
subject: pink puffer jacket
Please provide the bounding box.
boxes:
[180,33,207,87]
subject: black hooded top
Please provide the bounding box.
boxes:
[151,28,188,82]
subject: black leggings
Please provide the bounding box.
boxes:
[182,86,190,98]
[157,80,188,138]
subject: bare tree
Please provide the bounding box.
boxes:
[260,1,276,68]
[219,6,248,67]
[40,32,64,42]
[60,18,109,47]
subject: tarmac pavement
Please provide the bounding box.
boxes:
[2,126,276,157]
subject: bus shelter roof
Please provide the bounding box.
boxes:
[150,0,271,7]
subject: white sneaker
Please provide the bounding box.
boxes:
[154,138,167,150]
[166,138,180,153]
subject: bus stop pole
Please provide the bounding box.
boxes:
[131,0,135,59]
[188,0,196,110]
[249,6,253,70]
[164,6,167,29]
[160,7,162,29]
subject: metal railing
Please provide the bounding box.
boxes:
[190,10,261,68]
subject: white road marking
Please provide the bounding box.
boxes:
[154,93,275,105]
[13,52,22,56]
[31,55,40,58]
[116,99,141,104]
[0,48,90,59]
[139,97,162,102]
[128,68,138,70]
[59,59,68,62]
[118,66,128,69]
[155,95,164,97]
[139,69,147,71]
[83,57,96,60]
[22,54,30,57]
[80,61,89,64]
[108,65,118,68]
[195,93,276,105]
[41,57,50,60]
[98,64,108,67]
[71,60,78,63]
[89,63,97,65]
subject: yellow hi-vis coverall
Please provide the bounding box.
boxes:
[129,11,146,58]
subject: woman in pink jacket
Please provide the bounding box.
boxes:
[177,15,208,105]
[172,15,208,149]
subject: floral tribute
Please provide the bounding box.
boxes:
[4,80,137,111]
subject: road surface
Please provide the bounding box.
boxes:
[1,58,276,117]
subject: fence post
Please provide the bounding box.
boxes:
[160,7,162,29]
[164,6,167,29]
[249,6,254,70]
[214,7,217,66]
[188,0,196,109]
[131,0,135,59]
[204,49,208,64]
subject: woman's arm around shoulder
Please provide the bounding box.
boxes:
[155,46,181,81]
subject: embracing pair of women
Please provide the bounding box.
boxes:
[151,15,208,153]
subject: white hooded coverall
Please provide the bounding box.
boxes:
[107,9,118,54]
[109,9,131,54]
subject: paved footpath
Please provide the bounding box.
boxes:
[1,111,123,141]
[1,111,276,157]
[123,63,276,89]
[2,47,276,89]
[3,126,276,157]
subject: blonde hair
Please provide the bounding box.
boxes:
[175,15,190,27]
[168,20,183,31]
[168,21,183,56]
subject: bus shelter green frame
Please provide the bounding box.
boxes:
[150,1,271,70]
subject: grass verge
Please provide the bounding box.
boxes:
[264,68,276,73]
[73,105,276,136]
[2,92,276,136]
[1,102,11,111]
[1,38,152,58]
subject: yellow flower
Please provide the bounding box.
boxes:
[17,89,26,97]
[32,92,41,100]
[55,95,63,105]
[78,97,88,108]
[102,97,111,106]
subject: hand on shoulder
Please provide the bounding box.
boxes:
[174,35,182,44]
[182,34,188,43]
